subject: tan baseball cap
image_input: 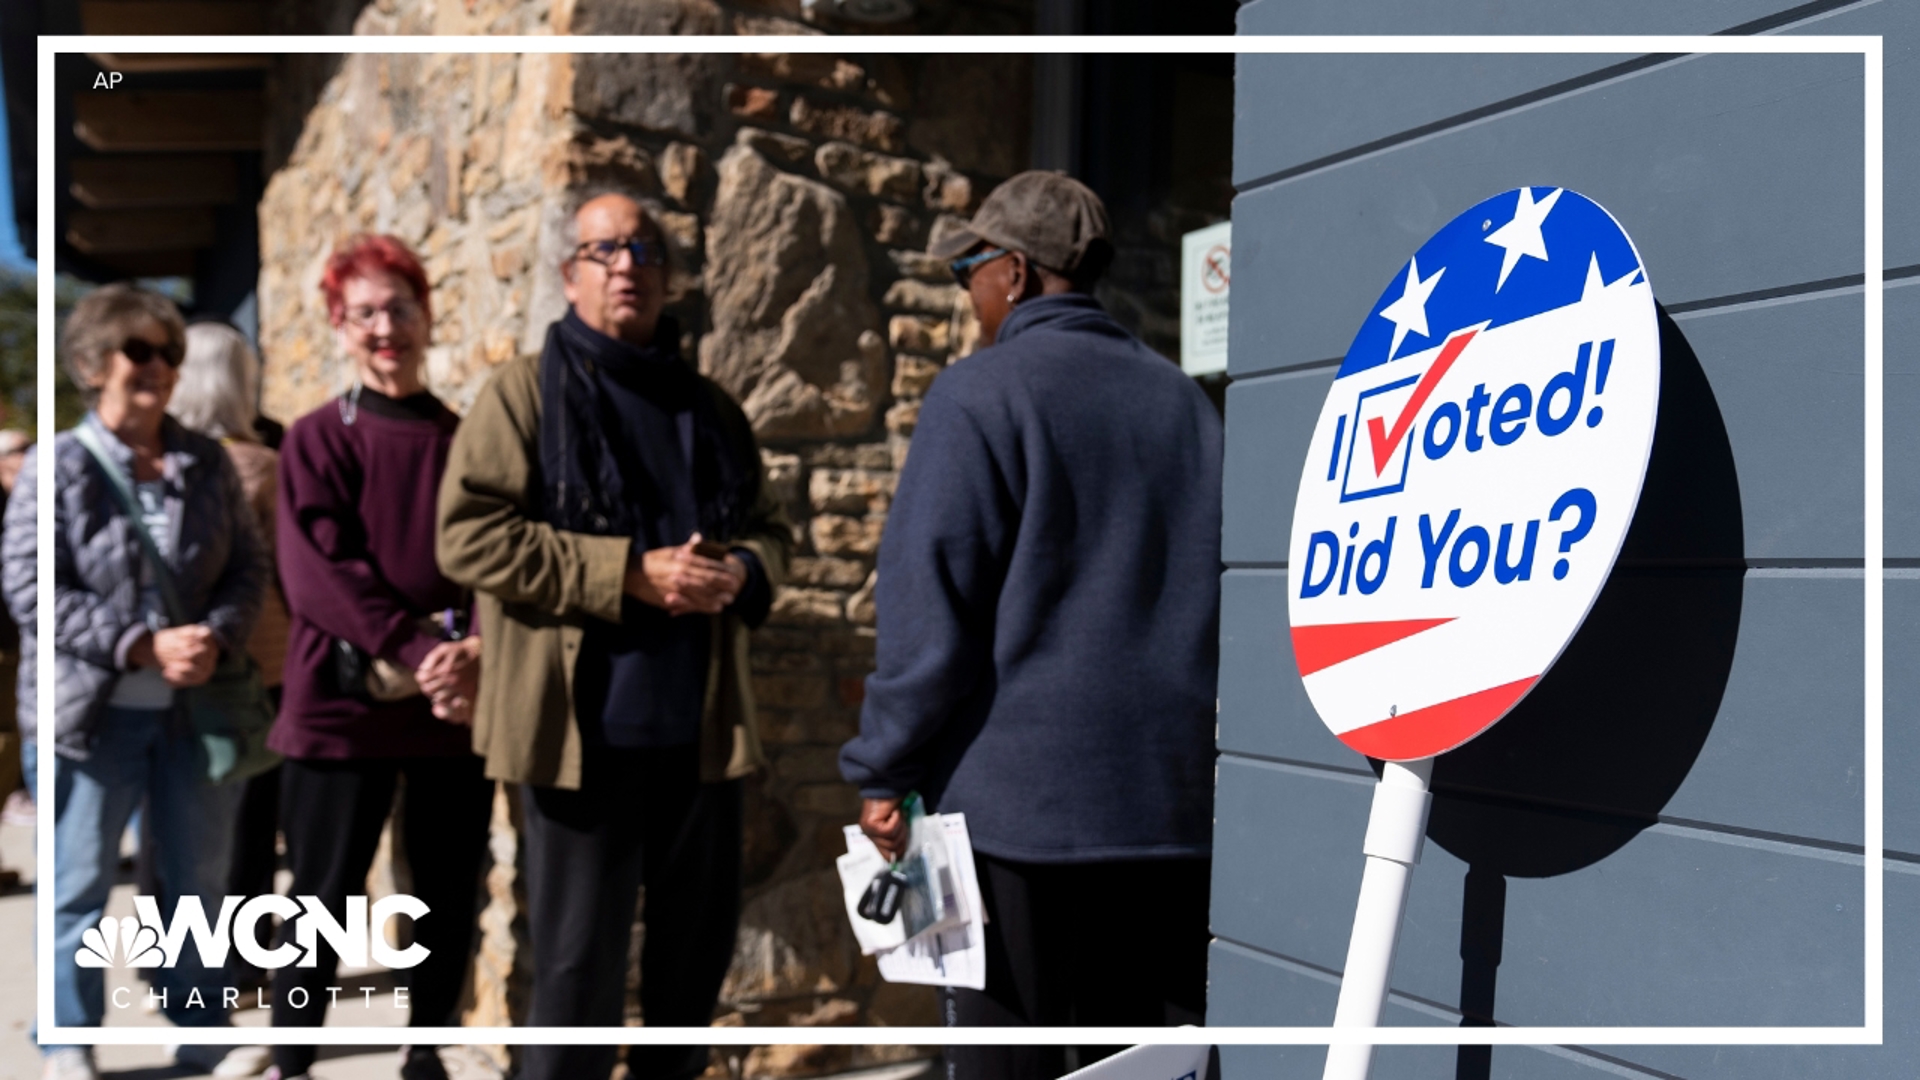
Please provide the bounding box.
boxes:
[931,170,1113,276]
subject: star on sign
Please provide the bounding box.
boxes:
[1578,251,1642,302]
[1378,255,1445,361]
[1485,186,1564,292]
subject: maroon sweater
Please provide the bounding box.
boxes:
[270,391,473,759]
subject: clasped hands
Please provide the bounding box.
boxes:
[624,532,748,616]
[416,637,482,725]
[416,531,747,726]
[131,623,485,725]
[128,624,219,687]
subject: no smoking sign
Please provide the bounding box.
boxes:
[1200,244,1230,294]
[1287,187,1660,762]
[1181,221,1232,376]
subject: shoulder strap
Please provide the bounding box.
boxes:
[73,424,189,626]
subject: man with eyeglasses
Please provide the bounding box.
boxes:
[437,191,790,1080]
[839,172,1224,1079]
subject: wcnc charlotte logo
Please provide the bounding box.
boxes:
[78,893,431,1010]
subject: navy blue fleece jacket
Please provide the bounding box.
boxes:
[839,292,1224,862]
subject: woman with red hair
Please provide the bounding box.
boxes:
[268,235,489,1080]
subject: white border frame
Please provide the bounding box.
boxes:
[34,32,1881,1050]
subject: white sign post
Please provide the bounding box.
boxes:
[1060,1042,1213,1080]
[1181,221,1231,376]
[1284,188,1661,1080]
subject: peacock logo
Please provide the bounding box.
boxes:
[75,915,166,968]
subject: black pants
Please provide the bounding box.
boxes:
[944,853,1212,1080]
[519,744,742,1080]
[270,754,493,1075]
[225,761,282,986]
[228,688,287,987]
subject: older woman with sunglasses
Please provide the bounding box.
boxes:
[267,234,490,1080]
[2,283,267,1080]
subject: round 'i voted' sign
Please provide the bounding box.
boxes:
[1287,187,1660,762]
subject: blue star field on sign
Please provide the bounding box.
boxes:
[1339,187,1645,380]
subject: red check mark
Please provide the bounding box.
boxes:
[1365,328,1478,477]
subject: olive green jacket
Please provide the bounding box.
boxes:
[435,350,790,790]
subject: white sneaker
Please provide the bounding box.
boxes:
[170,1043,272,1076]
[212,1045,274,1077]
[40,1048,99,1080]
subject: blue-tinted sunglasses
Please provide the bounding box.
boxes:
[949,247,1010,287]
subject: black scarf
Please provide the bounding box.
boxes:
[537,309,754,542]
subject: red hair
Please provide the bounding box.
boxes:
[320,234,432,325]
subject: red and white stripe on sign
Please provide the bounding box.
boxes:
[1289,618,1455,677]
[1289,618,1536,759]
[1337,676,1538,760]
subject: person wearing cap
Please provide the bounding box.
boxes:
[839,172,1223,1077]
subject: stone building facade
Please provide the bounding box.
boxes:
[255,6,1034,1074]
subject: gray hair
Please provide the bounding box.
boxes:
[168,321,260,441]
[563,188,670,266]
[61,283,187,406]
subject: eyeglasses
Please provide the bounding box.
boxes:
[342,300,424,330]
[949,247,1010,288]
[573,237,669,269]
[120,338,184,368]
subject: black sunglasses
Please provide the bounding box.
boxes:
[949,247,1011,288]
[121,338,184,368]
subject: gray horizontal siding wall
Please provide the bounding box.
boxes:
[1215,0,1915,1075]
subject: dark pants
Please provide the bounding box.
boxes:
[225,761,282,987]
[944,853,1212,1080]
[270,755,493,1075]
[519,745,742,1080]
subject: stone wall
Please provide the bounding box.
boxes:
[257,14,1030,1075]
[258,48,570,421]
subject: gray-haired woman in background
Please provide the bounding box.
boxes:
[169,321,291,1001]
